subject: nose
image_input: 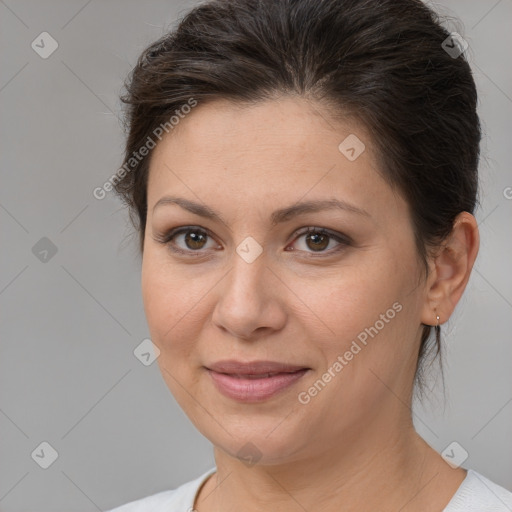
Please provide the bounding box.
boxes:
[211,249,287,341]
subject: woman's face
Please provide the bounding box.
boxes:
[142,97,429,464]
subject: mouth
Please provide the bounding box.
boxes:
[205,360,310,402]
[206,359,309,375]
[226,372,300,379]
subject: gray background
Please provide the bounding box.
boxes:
[0,0,511,510]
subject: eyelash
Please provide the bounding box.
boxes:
[155,225,352,258]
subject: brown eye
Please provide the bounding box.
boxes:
[305,232,329,251]
[289,227,351,255]
[184,230,208,250]
[159,227,220,255]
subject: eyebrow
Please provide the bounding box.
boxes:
[152,195,370,225]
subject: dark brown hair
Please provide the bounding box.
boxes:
[114,0,480,397]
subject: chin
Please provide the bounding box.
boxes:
[196,415,311,466]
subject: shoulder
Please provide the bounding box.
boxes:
[105,467,216,512]
[444,469,512,511]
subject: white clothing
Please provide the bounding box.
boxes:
[107,467,512,511]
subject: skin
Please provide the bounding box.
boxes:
[141,97,479,511]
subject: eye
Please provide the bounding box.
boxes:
[157,226,221,255]
[155,225,351,257]
[287,227,350,254]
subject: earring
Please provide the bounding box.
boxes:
[435,312,440,327]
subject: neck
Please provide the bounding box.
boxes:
[195,415,466,512]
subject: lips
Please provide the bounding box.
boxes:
[229,373,289,379]
[205,360,310,402]
[206,359,308,376]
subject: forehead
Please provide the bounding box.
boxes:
[152,97,372,160]
[146,97,404,225]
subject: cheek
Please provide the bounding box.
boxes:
[308,256,417,383]
[311,260,402,336]
[142,254,194,351]
[141,256,208,410]
[141,250,220,370]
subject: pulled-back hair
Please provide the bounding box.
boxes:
[114,0,481,397]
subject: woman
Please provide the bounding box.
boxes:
[107,0,512,510]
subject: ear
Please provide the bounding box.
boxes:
[421,211,480,325]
